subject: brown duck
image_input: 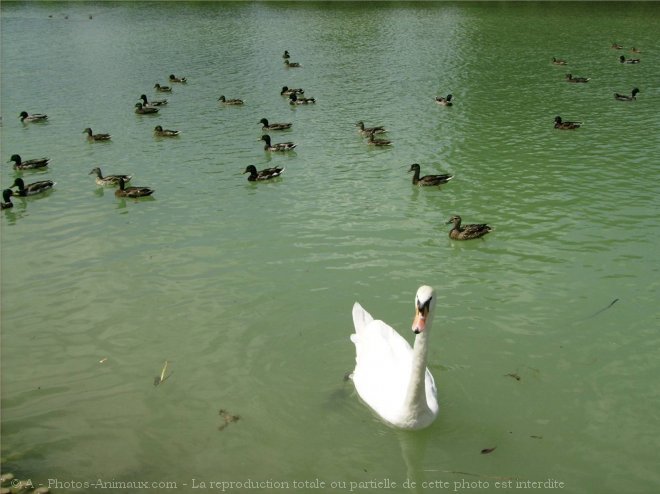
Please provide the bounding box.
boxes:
[446,215,492,240]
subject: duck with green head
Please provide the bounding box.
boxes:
[259,118,292,131]
[614,88,639,101]
[115,177,154,198]
[8,154,50,170]
[11,177,55,197]
[1,189,14,210]
[260,134,296,152]
[19,111,48,123]
[243,165,285,182]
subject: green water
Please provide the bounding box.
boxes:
[1,2,659,493]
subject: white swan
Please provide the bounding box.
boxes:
[350,285,439,429]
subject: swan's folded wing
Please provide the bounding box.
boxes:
[351,317,414,420]
[352,302,374,335]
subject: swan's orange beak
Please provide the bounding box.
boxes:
[412,304,429,334]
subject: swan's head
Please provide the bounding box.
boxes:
[412,285,436,334]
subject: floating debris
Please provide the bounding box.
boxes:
[153,360,171,386]
[218,409,240,431]
[99,357,108,364]
[481,446,497,454]
[505,372,521,381]
[530,435,543,439]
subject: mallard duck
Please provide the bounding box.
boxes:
[140,94,168,107]
[115,177,154,198]
[630,47,642,54]
[565,73,590,83]
[19,111,48,123]
[134,102,159,114]
[611,43,623,50]
[11,177,55,197]
[355,121,386,135]
[282,50,290,59]
[89,167,132,186]
[169,74,187,83]
[284,60,301,68]
[1,189,14,210]
[408,163,453,186]
[8,154,50,170]
[614,88,640,101]
[218,95,245,105]
[243,164,285,181]
[552,57,567,65]
[154,83,172,92]
[554,116,581,130]
[288,93,316,105]
[259,118,292,131]
[260,134,296,152]
[446,215,492,240]
[366,131,392,146]
[281,86,304,96]
[619,55,640,64]
[435,94,453,106]
[154,125,180,137]
[83,127,112,141]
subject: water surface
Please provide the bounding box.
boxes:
[2,2,659,493]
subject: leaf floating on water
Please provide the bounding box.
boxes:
[481,447,497,454]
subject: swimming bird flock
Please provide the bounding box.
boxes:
[5,42,642,247]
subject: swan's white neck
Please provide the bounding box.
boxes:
[402,330,432,424]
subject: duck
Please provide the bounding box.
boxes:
[350,285,439,430]
[218,95,245,105]
[11,177,55,197]
[134,102,159,114]
[282,50,290,59]
[140,94,168,107]
[1,189,14,210]
[115,177,154,198]
[8,154,50,170]
[554,115,581,130]
[366,131,392,146]
[611,43,623,50]
[355,121,386,135]
[619,55,640,64]
[19,111,48,123]
[630,47,642,54]
[154,83,172,92]
[408,163,453,186]
[154,125,180,137]
[169,74,187,83]
[284,60,302,68]
[614,88,640,101]
[552,57,568,65]
[434,94,453,106]
[446,215,492,240]
[89,167,132,186]
[260,134,296,152]
[565,73,590,83]
[83,127,112,141]
[281,86,304,96]
[259,118,292,131]
[243,164,285,182]
[288,93,316,105]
